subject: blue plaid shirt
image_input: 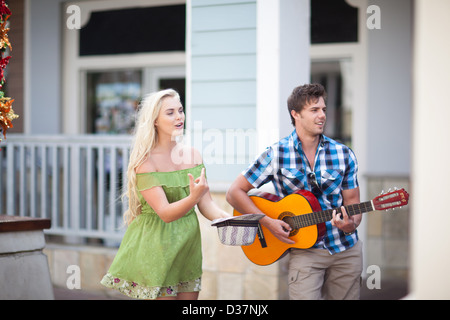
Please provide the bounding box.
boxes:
[243,129,359,254]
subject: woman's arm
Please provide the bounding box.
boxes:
[197,192,230,221]
[140,168,209,223]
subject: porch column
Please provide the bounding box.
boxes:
[256,0,310,151]
[410,0,450,299]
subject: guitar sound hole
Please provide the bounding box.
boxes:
[279,211,299,237]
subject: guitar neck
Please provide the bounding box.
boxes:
[293,201,374,229]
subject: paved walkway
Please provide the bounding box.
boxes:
[53,286,130,300]
[53,279,408,300]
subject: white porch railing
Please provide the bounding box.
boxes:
[0,134,132,242]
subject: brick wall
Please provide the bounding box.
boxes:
[366,176,410,280]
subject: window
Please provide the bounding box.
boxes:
[311,0,358,44]
[311,60,353,146]
[85,68,186,134]
[79,5,186,56]
[62,1,186,134]
[86,70,142,134]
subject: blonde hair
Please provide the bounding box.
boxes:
[123,89,180,225]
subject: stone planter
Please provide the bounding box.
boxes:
[0,215,53,300]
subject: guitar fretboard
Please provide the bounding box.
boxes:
[292,201,374,229]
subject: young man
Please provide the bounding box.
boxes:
[226,84,363,300]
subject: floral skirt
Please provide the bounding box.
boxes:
[101,273,201,299]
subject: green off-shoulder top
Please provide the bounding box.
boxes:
[100,164,205,299]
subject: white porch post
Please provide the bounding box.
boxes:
[255,0,310,299]
[256,0,310,151]
[410,0,450,299]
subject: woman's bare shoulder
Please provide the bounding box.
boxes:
[135,156,157,174]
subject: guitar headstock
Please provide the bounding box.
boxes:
[373,188,409,211]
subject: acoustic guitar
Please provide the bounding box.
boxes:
[233,188,409,266]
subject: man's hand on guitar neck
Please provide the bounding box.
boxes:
[260,216,296,244]
[330,206,357,234]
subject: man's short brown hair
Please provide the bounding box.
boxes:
[287,83,327,126]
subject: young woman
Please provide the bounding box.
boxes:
[101,89,229,300]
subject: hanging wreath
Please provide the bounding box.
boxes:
[0,0,18,142]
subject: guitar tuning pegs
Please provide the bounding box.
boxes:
[380,190,385,195]
[388,188,392,193]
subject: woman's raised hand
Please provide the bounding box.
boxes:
[188,167,209,203]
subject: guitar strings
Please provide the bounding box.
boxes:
[292,201,373,229]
